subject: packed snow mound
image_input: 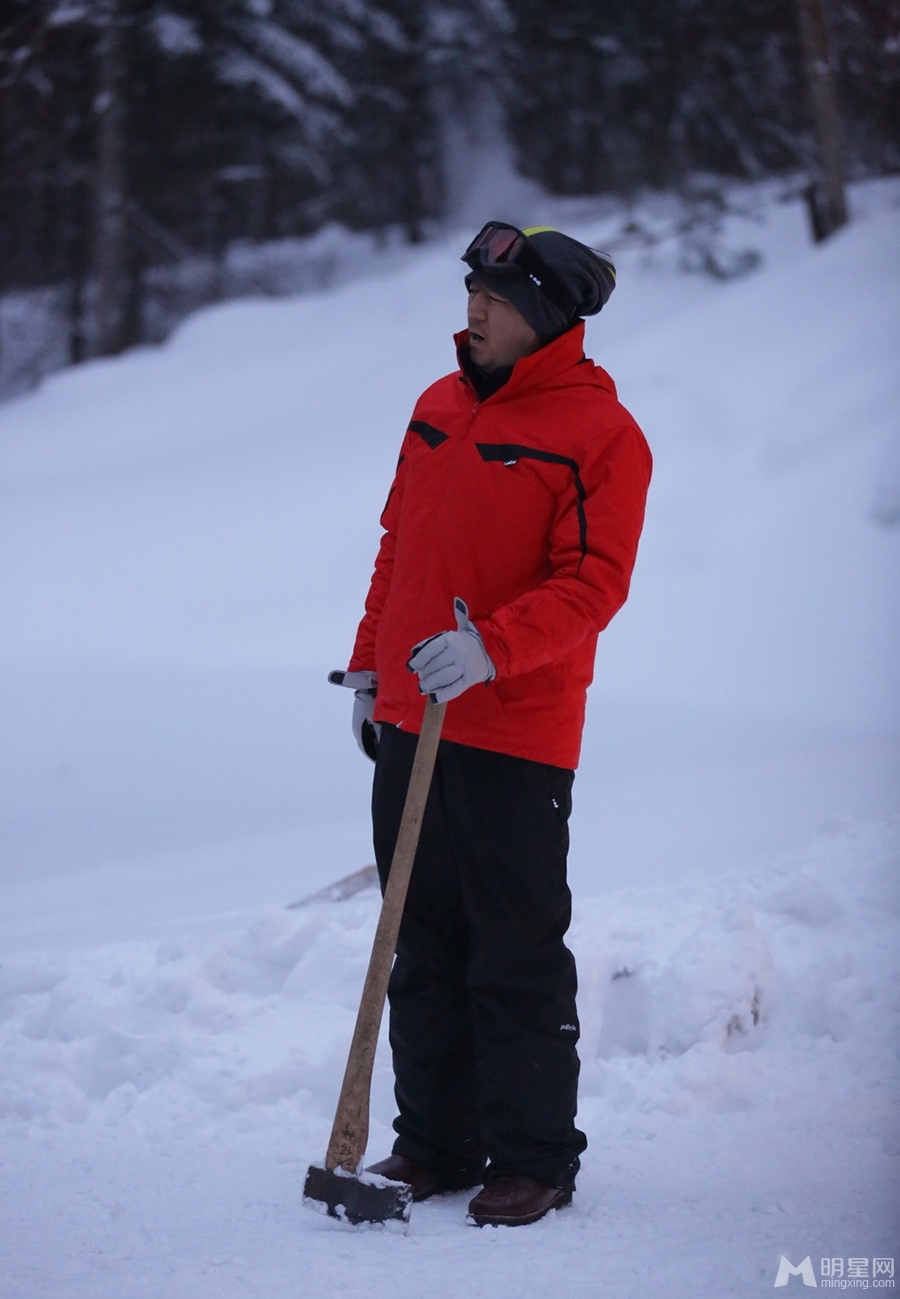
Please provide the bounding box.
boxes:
[1,821,897,1298]
[2,820,895,1135]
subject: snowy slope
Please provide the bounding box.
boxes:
[0,180,898,1297]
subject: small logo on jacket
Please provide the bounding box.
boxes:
[560,1023,577,1032]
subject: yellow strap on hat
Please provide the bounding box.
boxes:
[522,225,617,282]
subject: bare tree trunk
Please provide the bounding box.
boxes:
[91,0,128,355]
[794,0,848,242]
[68,271,88,365]
[64,168,89,364]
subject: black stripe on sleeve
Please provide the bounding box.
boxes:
[408,420,449,448]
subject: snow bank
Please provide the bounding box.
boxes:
[0,820,896,1297]
[3,822,895,1138]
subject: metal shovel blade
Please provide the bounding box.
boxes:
[303,1164,412,1227]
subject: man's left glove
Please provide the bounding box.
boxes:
[407,597,496,704]
[328,669,380,761]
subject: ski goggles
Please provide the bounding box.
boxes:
[461,222,582,320]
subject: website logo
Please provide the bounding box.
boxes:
[774,1257,895,1289]
[775,1257,817,1287]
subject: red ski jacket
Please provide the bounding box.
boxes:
[348,322,652,769]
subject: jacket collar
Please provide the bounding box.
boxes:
[454,321,605,402]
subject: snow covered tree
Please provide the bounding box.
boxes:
[1,0,897,384]
[497,0,898,196]
[1,0,444,359]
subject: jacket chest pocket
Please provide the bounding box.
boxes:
[475,442,588,568]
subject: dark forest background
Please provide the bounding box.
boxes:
[1,0,898,388]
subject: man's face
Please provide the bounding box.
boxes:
[466,279,540,371]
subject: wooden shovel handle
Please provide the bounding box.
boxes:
[325,699,447,1173]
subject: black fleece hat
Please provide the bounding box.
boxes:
[463,225,616,344]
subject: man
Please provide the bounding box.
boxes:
[331,222,652,1226]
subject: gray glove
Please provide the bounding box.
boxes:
[407,598,496,704]
[328,669,381,761]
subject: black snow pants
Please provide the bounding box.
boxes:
[372,722,587,1192]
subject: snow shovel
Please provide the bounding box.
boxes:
[303,698,446,1226]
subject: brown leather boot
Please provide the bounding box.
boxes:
[365,1154,484,1203]
[467,1175,573,1227]
[365,1155,440,1201]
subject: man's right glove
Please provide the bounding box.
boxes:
[407,598,496,704]
[328,669,380,761]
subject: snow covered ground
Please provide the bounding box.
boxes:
[1,177,898,1297]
